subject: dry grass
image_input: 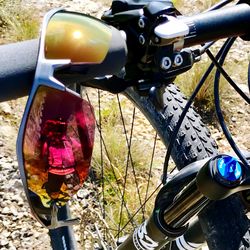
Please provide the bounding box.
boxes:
[0,0,39,44]
[173,0,223,13]
[176,39,249,114]
[175,60,228,112]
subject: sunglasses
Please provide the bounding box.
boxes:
[16,8,113,228]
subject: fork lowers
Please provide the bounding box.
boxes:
[117,154,247,250]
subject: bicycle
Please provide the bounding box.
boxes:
[0,0,249,249]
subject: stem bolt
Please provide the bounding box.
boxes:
[161,57,172,70]
[174,54,183,66]
[138,18,145,28]
[139,34,145,45]
[154,37,160,43]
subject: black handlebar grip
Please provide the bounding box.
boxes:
[184,3,250,47]
[0,39,39,102]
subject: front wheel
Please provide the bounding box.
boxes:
[49,83,248,250]
[77,83,218,249]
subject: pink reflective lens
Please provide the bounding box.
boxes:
[23,86,95,207]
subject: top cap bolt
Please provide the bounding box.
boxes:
[217,156,242,182]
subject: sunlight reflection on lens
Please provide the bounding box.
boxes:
[73,30,82,39]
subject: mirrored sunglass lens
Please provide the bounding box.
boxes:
[45,12,112,63]
[23,86,95,207]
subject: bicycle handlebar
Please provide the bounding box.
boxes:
[0,3,249,102]
[0,39,38,102]
[184,3,250,47]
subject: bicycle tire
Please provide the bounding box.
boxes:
[125,84,218,170]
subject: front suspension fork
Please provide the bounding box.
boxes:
[118,154,249,250]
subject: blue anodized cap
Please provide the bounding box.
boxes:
[217,156,242,182]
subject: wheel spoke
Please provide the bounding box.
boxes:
[115,183,162,238]
[85,91,136,228]
[145,132,158,203]
[117,104,136,237]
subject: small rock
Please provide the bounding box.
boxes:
[231,117,237,122]
[0,102,12,114]
[8,246,17,250]
[1,162,13,170]
[11,194,21,203]
[77,189,89,199]
[2,207,11,214]
[1,230,11,239]
[82,201,89,210]
[11,231,20,240]
[238,83,249,94]
[13,179,23,189]
[22,231,33,238]
[0,239,9,247]
[33,231,41,239]
[10,205,18,216]
[237,109,245,114]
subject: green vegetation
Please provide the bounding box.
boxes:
[176,49,248,114]
[0,0,39,44]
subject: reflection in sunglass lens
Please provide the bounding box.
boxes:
[45,12,112,63]
[23,86,95,207]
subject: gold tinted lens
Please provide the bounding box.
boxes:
[45,12,112,63]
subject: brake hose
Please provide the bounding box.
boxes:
[162,39,234,184]
[207,46,250,104]
[206,39,250,167]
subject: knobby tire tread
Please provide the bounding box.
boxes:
[162,84,218,169]
[126,83,218,170]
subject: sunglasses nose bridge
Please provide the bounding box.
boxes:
[34,58,71,88]
[48,203,80,229]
